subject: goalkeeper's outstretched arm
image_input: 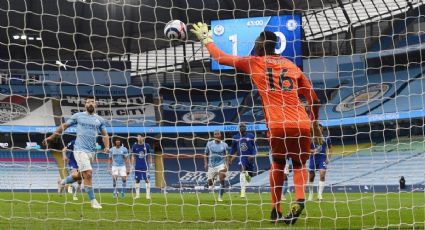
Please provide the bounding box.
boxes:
[191,22,250,72]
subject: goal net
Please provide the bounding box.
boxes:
[1,0,425,228]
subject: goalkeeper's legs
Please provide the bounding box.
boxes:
[283,159,307,225]
[269,158,285,221]
[292,159,308,201]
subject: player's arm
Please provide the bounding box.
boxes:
[62,147,69,165]
[130,145,135,168]
[107,150,112,173]
[298,72,323,144]
[204,144,209,172]
[148,144,154,169]
[100,128,110,154]
[131,153,135,169]
[43,123,69,147]
[224,144,229,169]
[205,43,251,71]
[326,139,333,164]
[124,148,130,175]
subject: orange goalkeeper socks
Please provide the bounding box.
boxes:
[293,166,307,200]
[269,161,285,213]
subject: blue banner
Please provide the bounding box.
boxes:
[211,15,302,71]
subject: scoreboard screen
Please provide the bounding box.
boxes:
[210,15,302,71]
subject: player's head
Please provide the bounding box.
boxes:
[84,96,97,114]
[239,122,247,134]
[137,134,145,143]
[254,31,277,56]
[213,130,222,141]
[113,137,122,147]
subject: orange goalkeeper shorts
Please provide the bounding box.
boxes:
[268,127,311,164]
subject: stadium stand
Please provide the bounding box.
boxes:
[0,150,154,190]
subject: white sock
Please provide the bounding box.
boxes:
[73,184,79,196]
[308,182,314,195]
[145,182,151,197]
[318,181,325,196]
[239,173,246,193]
[135,183,140,196]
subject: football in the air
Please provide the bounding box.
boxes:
[164,20,187,40]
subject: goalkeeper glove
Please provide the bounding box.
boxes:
[190,22,213,44]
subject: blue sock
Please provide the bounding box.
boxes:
[64,175,76,185]
[121,182,126,193]
[85,187,95,201]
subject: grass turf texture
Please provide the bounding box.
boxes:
[0,192,424,229]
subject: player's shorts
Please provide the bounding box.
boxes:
[67,160,79,171]
[268,127,311,165]
[73,150,94,172]
[207,164,226,180]
[134,169,150,181]
[111,166,127,177]
[308,154,327,171]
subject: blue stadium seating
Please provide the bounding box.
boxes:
[248,144,425,188]
[1,144,423,191]
[0,150,154,190]
[319,66,425,121]
[395,33,425,48]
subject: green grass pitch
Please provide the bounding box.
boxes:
[0,191,424,229]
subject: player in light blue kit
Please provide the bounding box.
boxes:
[204,130,229,202]
[308,124,332,201]
[108,137,130,198]
[59,139,82,201]
[229,123,257,198]
[44,96,110,209]
[131,134,152,200]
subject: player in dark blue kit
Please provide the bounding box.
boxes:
[131,134,152,200]
[229,123,257,198]
[308,124,332,201]
[59,139,82,200]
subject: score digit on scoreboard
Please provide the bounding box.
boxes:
[210,15,302,71]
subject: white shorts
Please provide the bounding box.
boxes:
[207,164,226,180]
[73,150,94,172]
[112,166,127,177]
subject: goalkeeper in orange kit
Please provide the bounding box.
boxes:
[191,22,323,224]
